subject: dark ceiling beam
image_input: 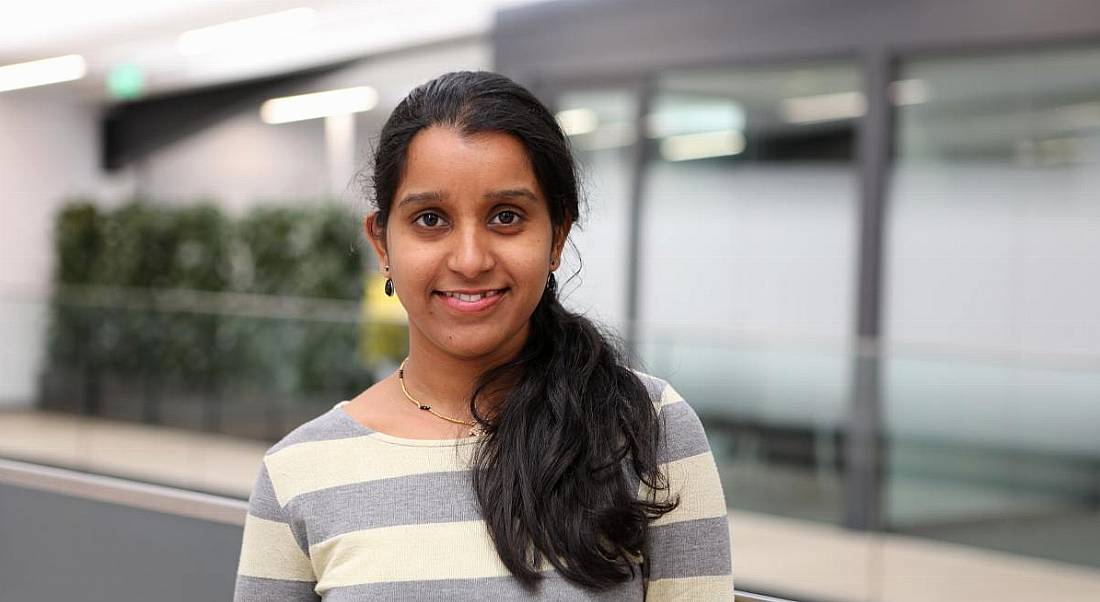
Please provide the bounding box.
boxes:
[494,0,1100,83]
[101,59,358,171]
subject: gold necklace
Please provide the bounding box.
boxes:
[398,357,484,437]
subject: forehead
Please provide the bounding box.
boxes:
[397,127,541,199]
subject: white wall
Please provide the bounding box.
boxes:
[885,161,1100,454]
[0,38,489,408]
[636,161,858,428]
[0,84,128,407]
[137,111,329,214]
[138,38,491,215]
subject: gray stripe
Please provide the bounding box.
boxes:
[233,575,319,602]
[268,406,365,455]
[285,471,482,544]
[633,370,668,406]
[646,516,732,580]
[657,399,713,464]
[245,464,283,522]
[323,570,644,602]
[246,464,312,554]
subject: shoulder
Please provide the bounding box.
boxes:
[252,403,366,508]
[246,402,369,510]
[629,369,690,416]
[266,401,364,456]
[629,369,711,461]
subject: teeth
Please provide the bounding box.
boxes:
[445,290,500,302]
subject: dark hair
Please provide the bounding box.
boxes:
[368,70,677,590]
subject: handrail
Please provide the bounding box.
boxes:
[0,457,247,526]
[1,456,798,601]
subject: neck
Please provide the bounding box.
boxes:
[401,324,528,419]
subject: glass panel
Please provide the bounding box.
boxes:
[553,90,638,331]
[887,46,1100,568]
[638,62,861,525]
[1,201,381,498]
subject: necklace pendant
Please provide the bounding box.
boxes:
[418,404,431,411]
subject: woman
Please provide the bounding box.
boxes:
[233,71,733,601]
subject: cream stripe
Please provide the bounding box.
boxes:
[646,575,734,600]
[237,514,316,582]
[264,436,474,505]
[311,520,546,589]
[644,451,728,528]
[659,384,685,413]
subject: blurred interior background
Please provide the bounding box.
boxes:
[1,1,1099,601]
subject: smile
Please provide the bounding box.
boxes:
[434,288,508,313]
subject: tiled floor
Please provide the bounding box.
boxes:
[2,408,1098,602]
[0,408,268,498]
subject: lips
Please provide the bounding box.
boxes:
[438,289,506,302]
[434,288,508,313]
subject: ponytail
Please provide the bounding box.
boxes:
[468,286,679,589]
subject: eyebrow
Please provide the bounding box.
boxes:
[484,188,540,204]
[396,188,540,208]
[397,191,446,208]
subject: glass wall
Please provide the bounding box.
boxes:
[553,89,638,331]
[550,47,1100,599]
[885,46,1100,567]
[637,63,861,524]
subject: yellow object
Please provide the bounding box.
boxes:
[358,272,408,365]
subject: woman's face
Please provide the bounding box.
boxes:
[366,126,569,362]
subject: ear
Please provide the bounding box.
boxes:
[550,220,572,268]
[364,212,388,270]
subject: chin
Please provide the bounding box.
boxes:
[425,322,527,361]
[437,337,511,360]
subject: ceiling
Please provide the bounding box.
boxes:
[0,0,539,101]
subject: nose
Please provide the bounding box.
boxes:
[446,222,495,279]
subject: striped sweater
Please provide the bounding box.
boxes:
[233,372,734,600]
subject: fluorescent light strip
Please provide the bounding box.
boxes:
[781,80,931,124]
[571,124,636,151]
[261,86,379,124]
[660,129,745,162]
[177,7,317,56]
[890,79,930,106]
[0,55,86,93]
[556,108,599,136]
[780,91,866,124]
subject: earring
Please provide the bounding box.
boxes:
[546,272,557,294]
[384,278,394,297]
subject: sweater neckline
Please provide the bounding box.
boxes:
[331,400,481,447]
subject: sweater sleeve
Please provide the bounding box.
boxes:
[642,382,735,601]
[233,461,321,602]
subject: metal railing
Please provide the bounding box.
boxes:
[0,457,246,526]
[0,457,797,602]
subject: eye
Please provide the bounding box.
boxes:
[491,210,522,226]
[413,212,445,228]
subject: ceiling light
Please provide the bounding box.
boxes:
[571,123,636,151]
[660,129,745,162]
[891,79,930,105]
[646,102,746,138]
[177,8,317,56]
[780,91,866,124]
[260,86,379,124]
[556,108,599,136]
[0,55,86,93]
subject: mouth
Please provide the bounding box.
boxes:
[433,288,508,313]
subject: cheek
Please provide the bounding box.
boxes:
[510,246,552,290]
[387,247,438,299]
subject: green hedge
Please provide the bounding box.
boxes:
[46,199,378,405]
